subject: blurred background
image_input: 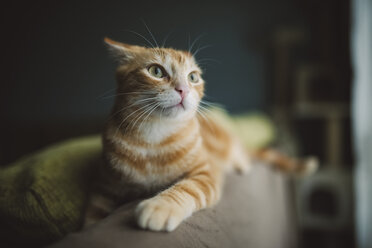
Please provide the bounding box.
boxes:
[0,0,360,247]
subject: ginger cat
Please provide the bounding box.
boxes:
[84,38,317,232]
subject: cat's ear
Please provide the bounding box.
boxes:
[104,37,136,62]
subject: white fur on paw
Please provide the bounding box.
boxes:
[135,198,186,232]
[234,152,252,174]
[235,160,252,175]
[231,140,252,175]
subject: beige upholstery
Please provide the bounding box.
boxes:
[49,163,297,248]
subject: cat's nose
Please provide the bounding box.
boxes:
[175,84,189,99]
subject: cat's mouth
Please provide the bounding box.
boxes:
[168,102,184,110]
[163,101,185,112]
[159,98,190,117]
[175,102,185,109]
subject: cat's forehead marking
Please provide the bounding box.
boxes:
[152,48,197,76]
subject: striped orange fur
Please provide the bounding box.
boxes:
[84,37,315,231]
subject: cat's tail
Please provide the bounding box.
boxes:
[250,148,318,176]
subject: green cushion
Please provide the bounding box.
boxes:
[0,136,101,244]
[207,107,276,149]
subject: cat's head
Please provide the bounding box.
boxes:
[105,37,204,122]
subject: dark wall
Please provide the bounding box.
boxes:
[0,0,302,163]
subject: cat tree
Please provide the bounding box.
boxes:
[270,25,353,246]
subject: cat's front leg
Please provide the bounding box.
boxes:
[135,163,222,232]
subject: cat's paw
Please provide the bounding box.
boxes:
[231,142,252,175]
[233,159,252,175]
[135,197,188,232]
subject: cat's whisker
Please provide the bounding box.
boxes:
[117,91,156,95]
[96,88,117,99]
[189,33,207,54]
[197,58,221,64]
[130,105,155,131]
[125,97,159,107]
[196,105,211,118]
[199,104,215,111]
[116,102,154,134]
[141,19,159,48]
[124,29,155,48]
[108,98,158,120]
[138,103,161,132]
[199,101,214,107]
[193,45,213,57]
[195,62,211,67]
[123,110,144,135]
[200,99,224,109]
[126,102,156,133]
[162,30,173,48]
[115,102,155,135]
[202,94,220,102]
[198,108,213,117]
[99,92,156,100]
[125,104,158,135]
[125,110,144,135]
[127,102,159,134]
[187,100,215,134]
[196,58,221,67]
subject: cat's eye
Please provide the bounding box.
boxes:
[148,65,165,78]
[188,72,199,84]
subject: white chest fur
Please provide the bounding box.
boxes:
[107,118,200,188]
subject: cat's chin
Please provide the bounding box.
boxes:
[158,104,194,119]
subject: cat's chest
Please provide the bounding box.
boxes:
[112,156,184,189]
[109,132,201,187]
[138,120,186,144]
